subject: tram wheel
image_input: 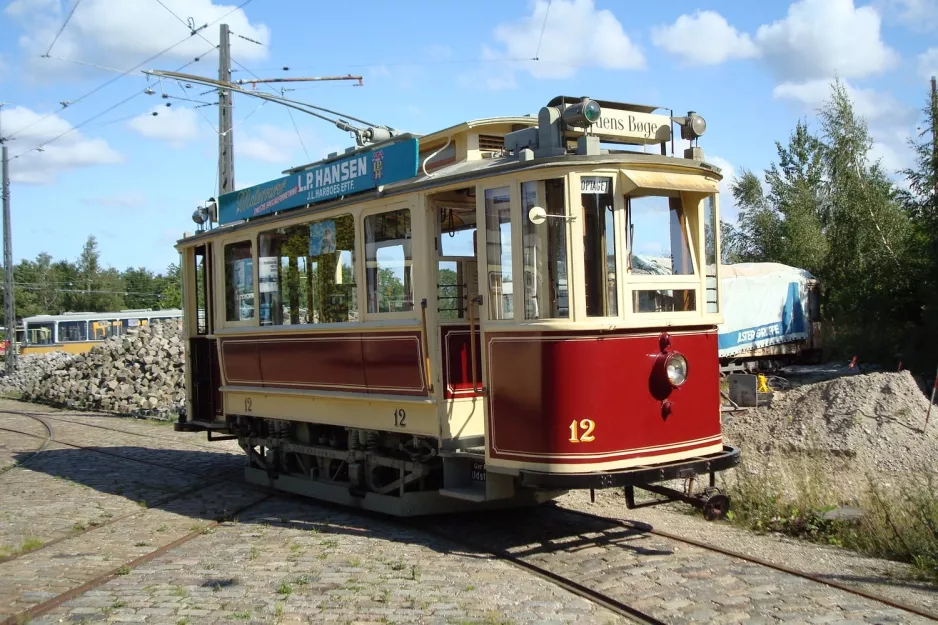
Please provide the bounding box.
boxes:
[703,493,730,521]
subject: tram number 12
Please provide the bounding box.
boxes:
[394,408,407,428]
[568,419,596,443]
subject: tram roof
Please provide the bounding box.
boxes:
[22,309,183,323]
[181,99,724,244]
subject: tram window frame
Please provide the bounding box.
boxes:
[57,320,88,342]
[580,175,620,318]
[256,213,359,327]
[222,239,257,325]
[521,177,570,320]
[483,186,514,321]
[624,190,701,316]
[28,322,55,345]
[363,205,415,316]
[625,191,697,279]
[703,194,719,314]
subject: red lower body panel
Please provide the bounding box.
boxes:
[486,328,721,468]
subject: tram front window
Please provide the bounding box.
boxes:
[627,192,697,313]
[582,176,617,317]
[522,178,569,319]
[627,193,694,277]
[485,187,512,320]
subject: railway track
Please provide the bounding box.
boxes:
[1,412,935,624]
[0,411,53,477]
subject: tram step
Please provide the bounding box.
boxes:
[438,486,487,502]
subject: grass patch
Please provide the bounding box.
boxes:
[724,457,938,583]
[18,537,43,553]
[277,582,292,596]
[232,611,251,620]
[116,565,131,575]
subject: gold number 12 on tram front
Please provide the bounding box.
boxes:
[568,419,596,443]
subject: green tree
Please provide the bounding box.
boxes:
[73,236,125,312]
[123,267,159,309]
[157,263,183,309]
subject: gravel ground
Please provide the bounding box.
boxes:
[722,370,937,498]
[555,488,938,618]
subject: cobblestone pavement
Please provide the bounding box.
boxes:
[1,399,934,624]
[0,402,626,624]
[425,507,935,625]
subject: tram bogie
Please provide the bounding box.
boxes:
[174,94,740,518]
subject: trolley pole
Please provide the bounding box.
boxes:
[218,23,235,197]
[1,143,15,374]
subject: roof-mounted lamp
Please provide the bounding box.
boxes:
[671,111,707,142]
[192,197,218,229]
[561,97,602,128]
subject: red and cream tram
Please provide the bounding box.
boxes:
[175,95,740,517]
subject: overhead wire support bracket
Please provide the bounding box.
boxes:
[144,69,392,147]
[236,75,364,87]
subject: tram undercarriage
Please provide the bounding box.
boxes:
[213,416,738,518]
[230,416,560,516]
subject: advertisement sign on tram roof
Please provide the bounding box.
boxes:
[218,137,419,226]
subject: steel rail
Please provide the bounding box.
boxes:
[3,416,935,622]
[0,494,271,625]
[0,411,53,477]
[559,506,938,623]
[409,521,666,625]
[2,408,226,451]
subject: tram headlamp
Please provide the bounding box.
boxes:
[665,352,688,387]
[562,98,602,127]
[672,111,707,140]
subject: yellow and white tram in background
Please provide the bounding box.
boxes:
[175,95,740,517]
[18,309,183,355]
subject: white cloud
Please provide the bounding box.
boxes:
[127,105,200,146]
[919,48,938,79]
[651,11,759,66]
[3,105,123,184]
[755,0,899,81]
[6,0,269,81]
[772,79,913,123]
[875,0,938,32]
[235,124,340,168]
[467,0,644,88]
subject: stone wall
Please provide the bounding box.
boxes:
[0,320,186,419]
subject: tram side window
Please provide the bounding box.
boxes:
[89,320,120,340]
[224,241,255,322]
[582,176,617,317]
[29,323,54,345]
[703,195,719,313]
[522,179,569,319]
[58,320,88,342]
[257,214,357,325]
[627,194,694,276]
[194,246,209,335]
[485,187,513,320]
[365,209,414,314]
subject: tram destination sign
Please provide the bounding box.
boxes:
[218,137,419,225]
[568,109,672,145]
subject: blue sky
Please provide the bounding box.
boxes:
[1,0,936,273]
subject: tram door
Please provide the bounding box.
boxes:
[188,243,222,423]
[429,189,483,403]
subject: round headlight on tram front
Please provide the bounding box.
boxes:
[664,352,688,387]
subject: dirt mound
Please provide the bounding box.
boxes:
[724,371,938,478]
